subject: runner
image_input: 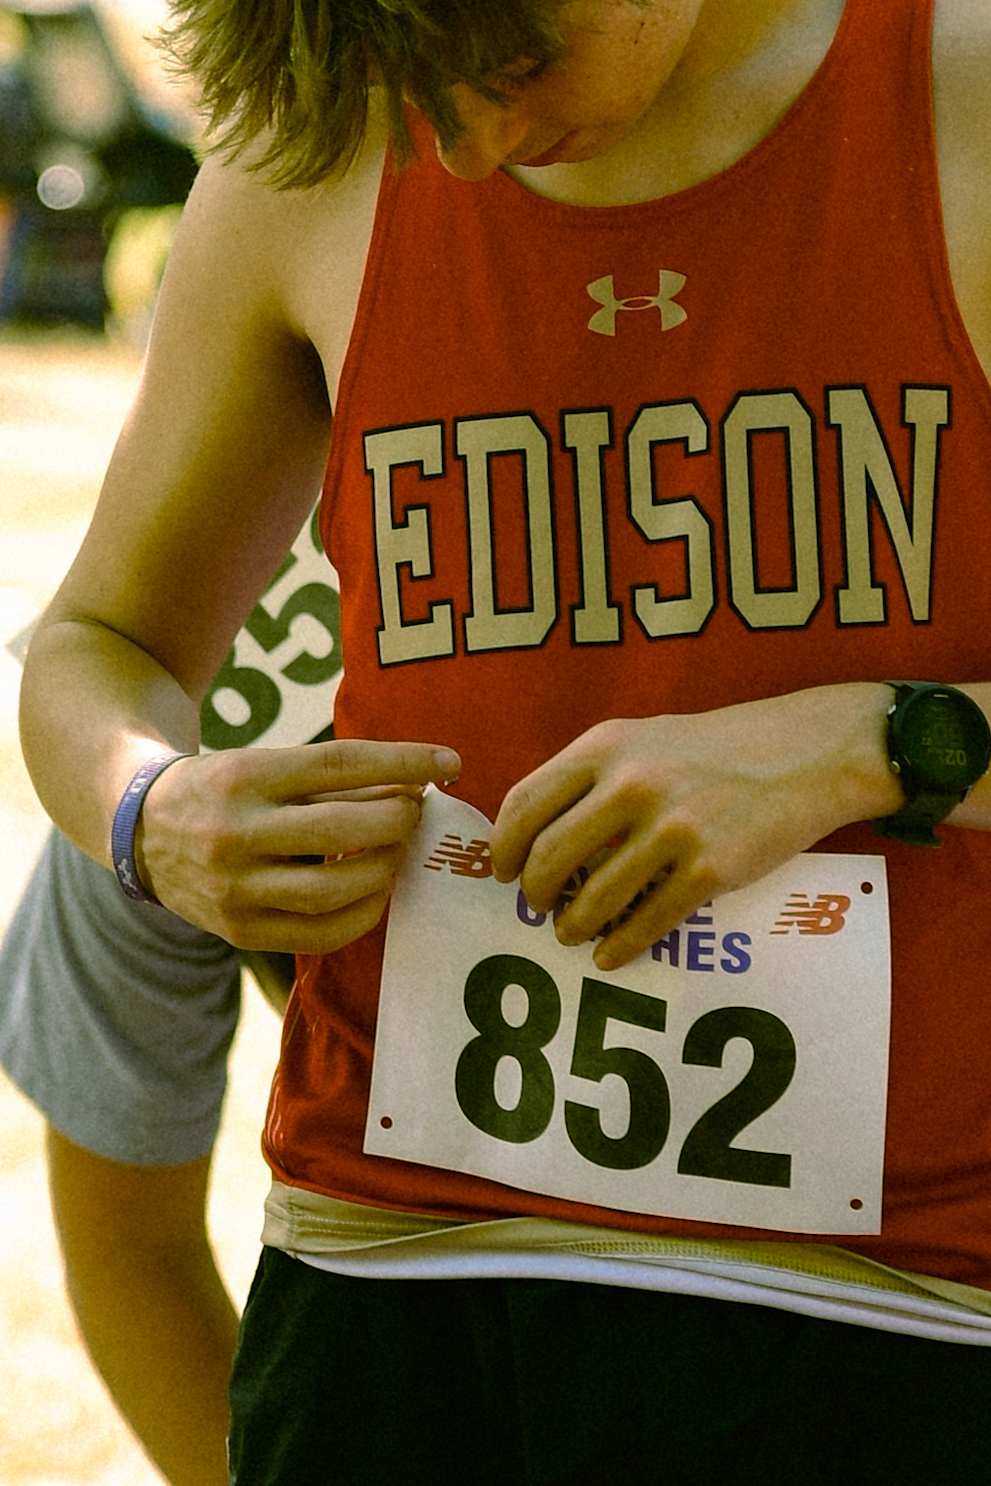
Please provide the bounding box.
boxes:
[18,2,991,1480]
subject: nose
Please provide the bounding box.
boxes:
[436,87,532,180]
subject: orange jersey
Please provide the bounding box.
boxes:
[264,0,991,1290]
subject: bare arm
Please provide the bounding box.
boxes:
[20,142,459,950]
[490,681,991,971]
[21,153,336,851]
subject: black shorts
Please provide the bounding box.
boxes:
[228,1246,991,1485]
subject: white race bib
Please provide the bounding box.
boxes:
[366,790,891,1235]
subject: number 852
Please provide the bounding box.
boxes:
[454,954,797,1189]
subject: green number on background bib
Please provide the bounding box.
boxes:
[200,649,281,749]
[245,581,341,685]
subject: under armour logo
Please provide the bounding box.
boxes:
[586,271,688,337]
[770,893,852,936]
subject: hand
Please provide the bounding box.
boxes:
[137,739,461,952]
[489,686,898,971]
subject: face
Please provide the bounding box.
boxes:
[435,0,706,181]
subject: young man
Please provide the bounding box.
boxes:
[18,1,991,1479]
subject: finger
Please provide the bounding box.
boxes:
[514,794,626,914]
[254,793,424,858]
[257,739,462,804]
[551,834,666,947]
[303,783,426,806]
[224,889,395,956]
[490,755,597,882]
[591,861,720,972]
[240,843,408,916]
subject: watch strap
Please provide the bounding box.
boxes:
[873,790,961,848]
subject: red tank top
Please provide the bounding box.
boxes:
[265,0,991,1289]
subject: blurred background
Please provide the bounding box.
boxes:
[0,4,283,1481]
[0,0,198,338]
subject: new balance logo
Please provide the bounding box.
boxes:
[771,894,852,936]
[424,834,493,878]
[587,271,688,337]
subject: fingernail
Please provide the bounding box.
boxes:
[433,749,461,782]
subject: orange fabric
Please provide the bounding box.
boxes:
[264,0,991,1289]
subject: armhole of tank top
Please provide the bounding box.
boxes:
[321,133,402,539]
[329,141,398,418]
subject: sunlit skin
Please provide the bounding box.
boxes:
[437,0,707,180]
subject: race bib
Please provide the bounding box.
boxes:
[366,789,892,1235]
[200,504,342,750]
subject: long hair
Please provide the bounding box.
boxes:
[163,0,567,186]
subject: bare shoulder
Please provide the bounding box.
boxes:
[170,99,389,391]
[932,0,991,377]
[279,103,390,394]
[40,104,390,698]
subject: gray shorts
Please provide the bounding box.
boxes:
[0,829,242,1166]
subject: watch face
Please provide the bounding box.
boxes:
[896,687,991,791]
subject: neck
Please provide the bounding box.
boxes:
[510,0,846,208]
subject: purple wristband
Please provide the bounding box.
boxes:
[110,751,191,904]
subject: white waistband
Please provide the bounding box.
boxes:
[262,1182,991,1346]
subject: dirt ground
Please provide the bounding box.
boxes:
[0,329,282,1485]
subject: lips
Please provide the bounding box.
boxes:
[514,131,580,167]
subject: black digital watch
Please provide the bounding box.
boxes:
[874,682,991,847]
